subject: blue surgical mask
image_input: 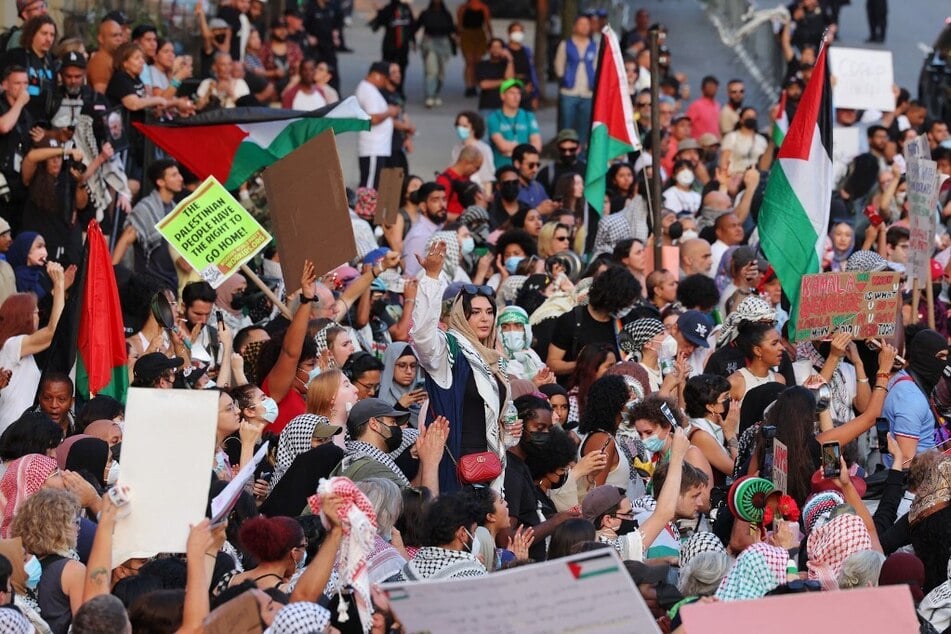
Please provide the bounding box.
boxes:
[643,434,666,454]
[25,556,41,590]
[461,236,475,255]
[501,330,526,352]
[505,256,524,274]
[261,396,280,423]
[456,125,471,141]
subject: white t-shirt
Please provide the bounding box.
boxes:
[292,88,327,111]
[662,186,701,215]
[355,79,392,158]
[0,336,41,433]
[197,77,250,109]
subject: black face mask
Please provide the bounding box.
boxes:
[667,221,683,240]
[500,180,519,202]
[553,470,569,489]
[381,423,403,452]
[616,518,638,535]
[526,430,551,448]
[559,151,577,166]
[742,118,758,130]
[214,33,228,44]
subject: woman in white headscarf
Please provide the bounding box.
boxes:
[497,305,549,384]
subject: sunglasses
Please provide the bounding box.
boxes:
[524,162,540,168]
[554,235,569,242]
[461,284,495,299]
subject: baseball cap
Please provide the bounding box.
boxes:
[346,398,408,436]
[672,114,692,124]
[208,17,230,30]
[555,129,579,145]
[312,417,343,439]
[698,133,719,148]
[677,310,713,348]
[499,78,524,95]
[60,50,86,70]
[133,353,184,384]
[676,138,701,153]
[0,216,10,235]
[581,485,625,523]
[369,61,391,76]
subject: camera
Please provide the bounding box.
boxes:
[810,382,831,413]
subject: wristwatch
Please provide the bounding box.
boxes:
[300,296,318,304]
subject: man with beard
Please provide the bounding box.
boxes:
[537,128,586,197]
[883,327,943,465]
[475,38,514,115]
[402,182,447,275]
[718,79,744,137]
[504,395,582,560]
[840,124,890,209]
[48,51,109,133]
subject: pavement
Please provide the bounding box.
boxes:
[329,0,951,187]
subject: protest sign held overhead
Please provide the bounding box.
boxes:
[828,47,895,112]
[156,176,271,289]
[794,271,901,341]
[905,148,940,282]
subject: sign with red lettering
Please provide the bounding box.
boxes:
[794,271,901,341]
[773,439,788,494]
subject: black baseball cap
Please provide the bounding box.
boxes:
[60,51,86,70]
[346,398,408,436]
[133,353,184,384]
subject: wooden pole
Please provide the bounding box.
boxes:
[910,279,920,325]
[926,275,936,330]
[240,264,293,320]
[649,28,663,266]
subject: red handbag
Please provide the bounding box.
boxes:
[446,449,502,485]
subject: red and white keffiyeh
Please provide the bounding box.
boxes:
[308,476,377,633]
[806,513,871,590]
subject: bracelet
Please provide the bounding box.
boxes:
[873,385,888,392]
[857,377,869,383]
[876,372,890,379]
[404,298,415,303]
[171,78,182,88]
[205,553,217,559]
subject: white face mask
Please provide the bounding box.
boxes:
[510,31,525,43]
[106,460,120,486]
[660,335,678,360]
[895,192,907,206]
[262,258,283,280]
[676,170,695,187]
[501,330,526,352]
[261,396,280,423]
[681,229,699,241]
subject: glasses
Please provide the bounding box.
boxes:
[395,362,418,371]
[559,146,578,154]
[636,101,651,107]
[729,89,745,94]
[524,162,540,168]
[614,512,635,521]
[554,235,569,242]
[461,284,495,299]
[355,380,380,394]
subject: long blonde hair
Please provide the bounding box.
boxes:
[306,369,343,417]
[537,221,561,259]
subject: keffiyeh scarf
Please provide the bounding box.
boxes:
[266,602,331,634]
[806,513,872,589]
[716,296,775,348]
[802,491,846,535]
[341,440,410,487]
[0,455,59,538]
[716,542,788,601]
[920,559,951,632]
[273,415,330,491]
[909,457,951,526]
[308,477,378,633]
[680,532,726,568]
[427,231,461,278]
[620,318,665,359]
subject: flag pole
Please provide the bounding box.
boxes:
[648,27,663,265]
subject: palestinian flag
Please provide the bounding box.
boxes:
[772,89,789,147]
[758,37,833,339]
[76,221,129,401]
[135,97,370,190]
[584,27,640,214]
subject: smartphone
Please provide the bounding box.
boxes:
[822,441,841,478]
[411,378,426,392]
[864,204,883,227]
[215,309,224,326]
[473,246,490,258]
[760,425,776,482]
[876,418,890,455]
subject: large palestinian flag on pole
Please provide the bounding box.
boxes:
[758,35,833,337]
[583,27,640,214]
[135,97,370,190]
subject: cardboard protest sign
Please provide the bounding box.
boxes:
[112,388,217,565]
[382,550,659,633]
[156,176,271,288]
[643,244,680,278]
[262,129,356,289]
[374,167,405,226]
[681,585,918,634]
[905,155,940,281]
[773,439,788,494]
[828,47,895,112]
[794,271,901,341]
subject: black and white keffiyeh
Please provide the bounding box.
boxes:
[273,414,330,490]
[620,318,665,358]
[401,547,487,580]
[716,296,774,348]
[342,440,411,487]
[680,531,727,568]
[846,250,889,273]
[265,601,331,634]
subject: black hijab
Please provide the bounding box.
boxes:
[259,443,343,518]
[739,382,785,435]
[65,437,110,489]
[907,328,948,395]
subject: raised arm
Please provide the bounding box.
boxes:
[639,428,689,549]
[83,491,121,601]
[290,495,343,603]
[178,519,216,633]
[265,260,317,403]
[816,343,895,446]
[410,242,451,386]
[21,262,65,357]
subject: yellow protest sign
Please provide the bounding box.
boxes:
[156,176,271,288]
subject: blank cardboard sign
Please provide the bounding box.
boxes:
[262,129,356,288]
[375,167,405,226]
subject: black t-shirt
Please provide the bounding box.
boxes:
[503,451,548,561]
[550,306,619,363]
[216,6,245,62]
[0,97,33,200]
[475,58,506,111]
[106,71,147,157]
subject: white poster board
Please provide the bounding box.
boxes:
[905,156,940,281]
[112,388,218,566]
[832,126,861,186]
[382,550,659,633]
[829,48,895,112]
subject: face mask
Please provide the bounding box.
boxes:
[505,256,524,274]
[464,528,477,553]
[676,170,695,187]
[214,33,227,44]
[460,236,475,255]
[25,556,41,590]
[302,366,321,386]
[612,305,632,320]
[681,229,699,241]
[296,549,308,570]
[510,31,525,43]
[660,335,678,360]
[559,152,577,166]
[106,460,120,486]
[553,469,569,489]
[616,518,638,536]
[261,396,280,423]
[456,125,471,141]
[262,258,283,280]
[500,180,520,202]
[896,192,907,206]
[204,380,217,389]
[382,423,403,452]
[526,430,551,448]
[643,434,666,454]
[742,117,758,130]
[501,330,526,352]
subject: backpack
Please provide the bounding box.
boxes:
[0,26,19,54]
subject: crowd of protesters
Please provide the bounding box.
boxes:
[0,0,950,632]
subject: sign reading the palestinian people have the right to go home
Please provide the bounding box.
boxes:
[156,176,271,288]
[794,271,901,341]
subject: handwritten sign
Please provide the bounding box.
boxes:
[832,126,860,186]
[794,271,901,341]
[156,176,271,288]
[773,439,788,494]
[829,48,895,111]
[905,142,940,282]
[382,550,660,633]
